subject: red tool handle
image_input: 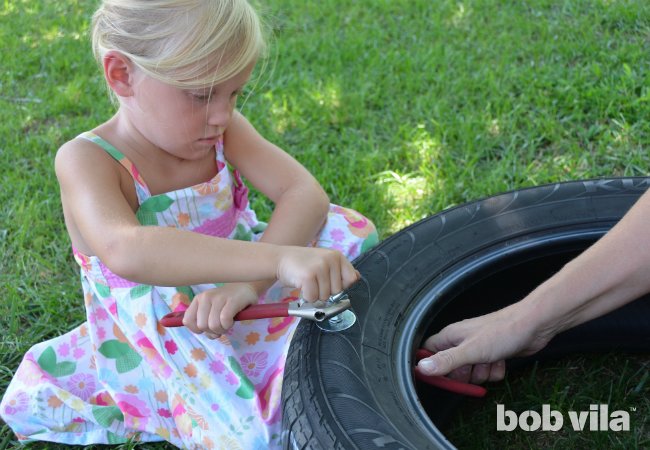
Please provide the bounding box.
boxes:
[414,348,487,398]
[160,303,290,327]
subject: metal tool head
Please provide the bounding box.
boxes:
[314,291,357,332]
[288,296,352,321]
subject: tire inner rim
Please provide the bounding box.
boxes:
[397,230,603,436]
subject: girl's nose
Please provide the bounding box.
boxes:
[206,98,233,127]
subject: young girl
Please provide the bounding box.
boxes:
[0,0,377,448]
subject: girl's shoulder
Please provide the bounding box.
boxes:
[55,132,125,179]
[54,131,140,209]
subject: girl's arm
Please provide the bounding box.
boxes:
[224,111,330,249]
[173,111,351,335]
[417,189,650,382]
[55,138,356,300]
[222,111,333,294]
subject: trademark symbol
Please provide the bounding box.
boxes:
[629,407,636,412]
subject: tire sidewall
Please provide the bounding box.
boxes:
[283,177,650,450]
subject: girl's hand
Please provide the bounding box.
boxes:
[276,247,360,301]
[182,283,259,337]
[416,302,554,384]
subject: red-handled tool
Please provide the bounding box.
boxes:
[160,297,352,327]
[414,348,487,398]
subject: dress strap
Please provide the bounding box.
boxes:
[77,132,151,201]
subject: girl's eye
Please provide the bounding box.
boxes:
[190,93,210,102]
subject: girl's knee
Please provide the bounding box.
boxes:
[315,205,378,258]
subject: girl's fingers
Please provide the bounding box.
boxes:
[219,302,239,331]
[340,259,359,288]
[318,269,331,301]
[329,261,343,298]
[301,276,319,302]
[196,296,214,332]
[182,302,201,334]
[207,300,226,335]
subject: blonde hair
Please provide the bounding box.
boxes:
[91,0,265,89]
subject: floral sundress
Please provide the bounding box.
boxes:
[0,132,378,449]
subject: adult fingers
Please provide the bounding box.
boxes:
[422,326,459,354]
[417,345,476,377]
[469,363,491,384]
[488,360,506,382]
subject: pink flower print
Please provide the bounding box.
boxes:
[211,403,219,412]
[3,391,29,416]
[97,327,106,340]
[210,353,226,373]
[73,347,85,359]
[136,332,172,378]
[241,352,268,378]
[71,333,78,347]
[95,391,116,407]
[115,393,151,429]
[172,398,186,417]
[73,249,92,272]
[15,357,52,387]
[57,342,70,357]
[330,228,345,243]
[157,408,172,418]
[96,308,108,321]
[67,373,96,401]
[164,339,178,355]
[225,372,238,385]
[72,416,85,423]
[209,359,226,374]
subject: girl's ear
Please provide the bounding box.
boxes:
[103,51,135,97]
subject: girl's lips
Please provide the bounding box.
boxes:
[197,135,220,145]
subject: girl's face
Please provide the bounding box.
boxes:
[126,63,254,160]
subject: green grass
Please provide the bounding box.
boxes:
[1,0,649,448]
[445,353,649,449]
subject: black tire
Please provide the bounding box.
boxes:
[281,177,650,450]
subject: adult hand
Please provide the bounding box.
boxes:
[417,302,554,384]
[182,283,259,338]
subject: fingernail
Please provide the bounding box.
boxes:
[418,359,436,373]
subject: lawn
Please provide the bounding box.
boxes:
[1,0,649,448]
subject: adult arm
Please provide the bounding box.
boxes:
[417,188,650,383]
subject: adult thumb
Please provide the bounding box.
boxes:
[417,347,467,376]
